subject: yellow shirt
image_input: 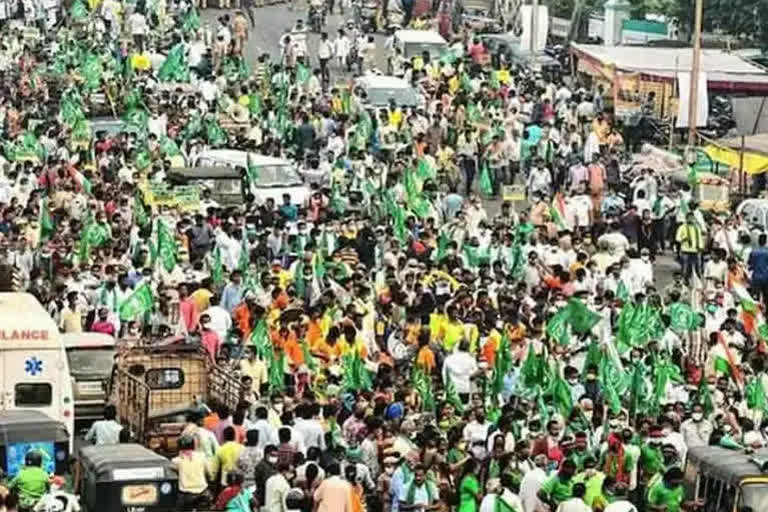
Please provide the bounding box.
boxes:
[190,288,213,312]
[59,309,82,333]
[388,109,403,128]
[440,319,465,352]
[240,358,268,392]
[215,442,244,485]
[172,451,211,494]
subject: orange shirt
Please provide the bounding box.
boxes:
[307,319,324,347]
[416,346,436,374]
[233,304,252,338]
[284,338,304,367]
[203,412,220,431]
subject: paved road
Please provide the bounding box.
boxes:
[200,5,679,288]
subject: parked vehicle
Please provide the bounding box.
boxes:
[189,150,311,206]
[63,333,116,422]
[78,443,178,512]
[0,410,70,477]
[684,445,768,512]
[0,293,75,449]
[736,198,768,235]
[109,343,241,455]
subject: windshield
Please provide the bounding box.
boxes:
[740,483,768,510]
[403,42,446,58]
[367,86,419,107]
[67,348,116,376]
[249,164,303,187]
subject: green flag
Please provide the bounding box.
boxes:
[268,352,286,391]
[39,198,54,245]
[156,220,178,272]
[341,350,373,391]
[413,367,436,412]
[296,62,310,83]
[211,246,224,286]
[134,193,149,227]
[250,318,272,361]
[697,376,715,416]
[444,370,464,414]
[745,376,767,412]
[546,307,571,346]
[78,218,109,262]
[667,302,701,331]
[118,282,154,321]
[566,298,601,334]
[549,368,573,417]
[479,164,493,198]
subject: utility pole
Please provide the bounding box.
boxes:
[687,0,703,146]
[530,0,539,55]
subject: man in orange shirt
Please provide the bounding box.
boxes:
[415,331,435,374]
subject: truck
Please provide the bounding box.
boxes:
[109,343,242,455]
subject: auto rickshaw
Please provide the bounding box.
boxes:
[78,443,178,512]
[671,169,730,213]
[0,410,69,477]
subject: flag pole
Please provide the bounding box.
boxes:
[687,0,703,146]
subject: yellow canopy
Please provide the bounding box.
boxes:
[704,144,768,175]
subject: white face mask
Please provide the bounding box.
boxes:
[384,466,395,475]
[267,456,278,464]
[584,411,594,422]
[692,413,703,422]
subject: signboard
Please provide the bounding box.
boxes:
[503,185,526,202]
[144,183,201,212]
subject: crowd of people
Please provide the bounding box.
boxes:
[1,0,768,511]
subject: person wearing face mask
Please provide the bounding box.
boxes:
[254,445,280,507]
[646,467,685,512]
[537,458,577,509]
[680,403,713,448]
[463,408,491,460]
[264,462,294,512]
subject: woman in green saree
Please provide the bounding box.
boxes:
[458,459,481,512]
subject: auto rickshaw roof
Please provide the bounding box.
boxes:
[80,443,176,479]
[0,410,68,444]
[167,166,241,181]
[688,445,768,485]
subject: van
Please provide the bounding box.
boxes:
[63,333,116,422]
[0,293,75,448]
[393,30,448,60]
[354,75,423,108]
[190,150,310,206]
[683,445,768,511]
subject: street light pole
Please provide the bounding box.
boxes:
[687,0,703,146]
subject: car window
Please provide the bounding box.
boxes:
[367,87,419,107]
[250,164,302,187]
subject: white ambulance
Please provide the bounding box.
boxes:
[0,293,75,448]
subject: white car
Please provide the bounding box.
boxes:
[354,75,424,109]
[190,150,310,206]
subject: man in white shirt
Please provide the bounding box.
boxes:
[555,482,590,512]
[520,454,548,512]
[201,295,231,342]
[264,463,292,512]
[442,340,478,397]
[294,403,326,451]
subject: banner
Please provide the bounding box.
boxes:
[143,183,201,211]
[676,71,709,128]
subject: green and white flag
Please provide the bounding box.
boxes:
[156,220,178,272]
[119,282,154,321]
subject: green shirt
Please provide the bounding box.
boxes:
[647,480,684,512]
[11,465,49,507]
[458,474,480,512]
[539,474,574,505]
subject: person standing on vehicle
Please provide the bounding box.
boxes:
[84,405,123,445]
[318,33,333,87]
